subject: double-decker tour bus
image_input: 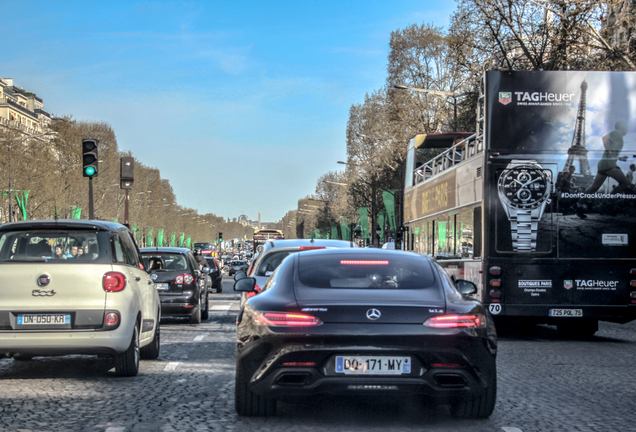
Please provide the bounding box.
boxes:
[403,70,636,336]
[253,229,284,254]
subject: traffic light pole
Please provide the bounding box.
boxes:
[124,189,129,225]
[88,177,95,220]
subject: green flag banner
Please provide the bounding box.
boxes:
[157,229,164,247]
[382,191,397,235]
[330,222,339,240]
[358,207,369,239]
[14,190,29,221]
[179,233,185,247]
[321,228,330,239]
[340,216,350,241]
[170,232,176,247]
[71,206,82,219]
[378,209,386,243]
[186,237,191,248]
[147,228,153,247]
[314,229,321,239]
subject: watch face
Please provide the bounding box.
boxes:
[498,165,550,209]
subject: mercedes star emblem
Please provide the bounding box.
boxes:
[366,309,381,320]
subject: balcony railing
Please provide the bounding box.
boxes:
[413,133,484,185]
[0,97,38,119]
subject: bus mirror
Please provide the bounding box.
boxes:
[455,279,477,296]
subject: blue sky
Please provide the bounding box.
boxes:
[2,0,456,221]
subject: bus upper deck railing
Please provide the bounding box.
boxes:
[414,133,483,185]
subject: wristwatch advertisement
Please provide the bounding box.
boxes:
[497,160,552,252]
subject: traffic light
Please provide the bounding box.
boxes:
[82,139,99,178]
[120,156,134,189]
[218,232,223,242]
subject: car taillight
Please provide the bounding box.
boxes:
[424,314,485,328]
[253,312,322,326]
[299,246,326,250]
[176,275,184,284]
[105,312,119,326]
[184,274,194,284]
[245,283,262,300]
[103,272,127,292]
[340,260,389,265]
[489,266,501,276]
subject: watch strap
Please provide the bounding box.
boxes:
[510,209,538,252]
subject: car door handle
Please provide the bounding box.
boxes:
[135,277,141,281]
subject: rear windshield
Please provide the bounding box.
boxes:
[256,250,296,276]
[231,261,244,265]
[298,253,438,291]
[141,253,189,271]
[0,230,108,263]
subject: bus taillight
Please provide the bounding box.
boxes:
[630,269,636,277]
[490,279,501,287]
[489,266,501,276]
[490,289,502,300]
[630,280,636,288]
[630,292,636,303]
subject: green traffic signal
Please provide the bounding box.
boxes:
[84,166,96,176]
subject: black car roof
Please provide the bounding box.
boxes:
[0,219,127,232]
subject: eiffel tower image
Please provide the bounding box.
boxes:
[563,80,593,177]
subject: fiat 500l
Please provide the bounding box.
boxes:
[0,220,161,376]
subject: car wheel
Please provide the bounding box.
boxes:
[201,291,209,320]
[449,371,496,419]
[235,360,276,416]
[189,305,202,324]
[114,322,140,377]
[140,315,160,360]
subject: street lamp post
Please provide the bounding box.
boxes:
[0,130,57,222]
[393,84,472,132]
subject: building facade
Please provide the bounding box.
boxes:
[0,76,52,136]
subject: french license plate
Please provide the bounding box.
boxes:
[154,283,169,290]
[549,309,583,317]
[335,356,411,375]
[17,314,70,325]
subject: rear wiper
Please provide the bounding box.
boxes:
[6,257,48,262]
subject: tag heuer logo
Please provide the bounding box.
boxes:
[499,92,512,105]
[564,280,573,290]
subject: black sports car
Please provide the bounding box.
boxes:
[234,249,497,418]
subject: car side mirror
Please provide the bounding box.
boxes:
[455,279,477,296]
[234,271,247,281]
[234,277,256,292]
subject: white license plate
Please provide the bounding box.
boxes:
[154,283,169,290]
[335,356,411,375]
[549,309,583,317]
[17,314,70,325]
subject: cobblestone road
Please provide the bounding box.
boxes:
[1,276,635,432]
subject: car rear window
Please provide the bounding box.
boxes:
[298,253,438,291]
[0,230,108,263]
[141,253,189,271]
[255,250,295,276]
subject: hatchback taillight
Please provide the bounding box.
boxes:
[105,312,119,326]
[253,312,322,326]
[175,275,184,284]
[184,273,194,284]
[103,272,126,292]
[424,314,485,328]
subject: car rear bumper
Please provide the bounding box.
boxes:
[238,334,496,402]
[0,322,134,357]
[160,302,198,317]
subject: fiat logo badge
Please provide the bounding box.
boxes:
[37,275,50,287]
[151,273,158,280]
[366,309,381,320]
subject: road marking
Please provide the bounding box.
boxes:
[502,428,523,432]
[105,428,125,432]
[210,304,232,311]
[193,334,206,341]
[164,361,180,372]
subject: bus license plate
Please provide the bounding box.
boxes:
[154,283,169,290]
[549,309,583,317]
[17,314,70,325]
[335,356,411,375]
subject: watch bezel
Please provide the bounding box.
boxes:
[498,164,551,210]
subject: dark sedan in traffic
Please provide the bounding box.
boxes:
[140,247,209,324]
[234,249,497,418]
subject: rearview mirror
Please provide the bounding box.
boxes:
[455,279,477,296]
[234,277,256,292]
[234,271,247,281]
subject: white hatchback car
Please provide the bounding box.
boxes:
[0,220,161,376]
